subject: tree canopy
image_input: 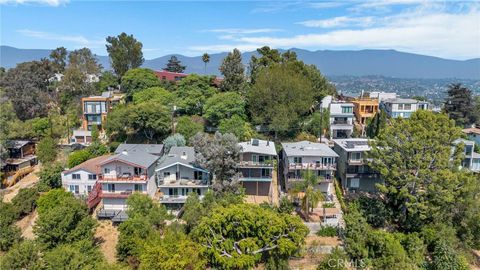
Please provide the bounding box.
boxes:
[203,92,246,126]
[120,68,160,99]
[106,32,144,77]
[219,48,246,93]
[192,203,308,269]
[164,56,186,73]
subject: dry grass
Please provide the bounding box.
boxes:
[95,220,119,263]
[15,210,38,240]
[2,165,41,203]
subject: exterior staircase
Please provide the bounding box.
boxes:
[2,166,34,187]
[87,182,102,210]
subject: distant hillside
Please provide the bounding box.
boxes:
[1,45,479,79]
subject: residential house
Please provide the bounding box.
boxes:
[352,97,379,125]
[1,140,37,186]
[380,98,429,119]
[368,92,397,102]
[115,143,164,156]
[70,130,93,146]
[453,139,480,172]
[61,155,110,197]
[155,146,210,210]
[80,91,124,131]
[462,127,480,145]
[329,102,354,138]
[90,150,160,213]
[281,141,338,195]
[2,140,37,172]
[238,139,277,197]
[154,70,188,82]
[333,138,383,192]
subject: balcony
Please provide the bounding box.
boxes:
[239,176,272,182]
[288,163,336,170]
[348,159,364,165]
[100,190,133,199]
[237,161,274,168]
[98,174,148,182]
[158,194,205,203]
[157,177,209,187]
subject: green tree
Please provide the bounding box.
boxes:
[11,187,39,217]
[368,110,472,231]
[356,196,390,228]
[366,109,389,138]
[37,136,57,164]
[96,70,119,92]
[126,193,170,229]
[164,56,186,73]
[176,74,217,115]
[0,241,41,270]
[203,92,246,126]
[120,68,160,99]
[0,223,22,252]
[68,47,102,74]
[34,190,96,249]
[317,247,349,270]
[0,59,55,120]
[219,48,246,93]
[218,115,255,141]
[139,227,206,270]
[36,189,75,214]
[163,133,186,153]
[191,132,240,185]
[192,204,308,269]
[343,204,370,263]
[175,116,204,141]
[67,142,108,168]
[132,86,175,106]
[49,46,68,73]
[202,53,210,74]
[429,240,469,270]
[444,83,476,127]
[38,163,64,191]
[42,240,105,270]
[303,109,330,139]
[117,217,155,265]
[296,170,325,220]
[248,64,315,138]
[106,32,144,77]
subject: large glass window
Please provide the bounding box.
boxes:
[134,184,143,192]
[342,106,353,113]
[107,184,115,192]
[72,174,81,180]
[293,157,302,163]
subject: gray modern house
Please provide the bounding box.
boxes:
[155,146,210,209]
[238,139,277,197]
[333,138,383,192]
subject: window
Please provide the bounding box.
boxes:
[194,171,203,180]
[293,157,302,163]
[88,174,96,180]
[87,185,92,193]
[404,104,412,110]
[106,184,115,192]
[342,106,353,113]
[163,172,170,178]
[259,155,265,163]
[261,168,271,177]
[69,185,79,194]
[72,174,81,180]
[252,155,258,163]
[398,104,404,110]
[350,178,360,188]
[134,167,143,175]
[104,168,110,174]
[134,184,143,192]
[169,188,179,196]
[350,152,362,160]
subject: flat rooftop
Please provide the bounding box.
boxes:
[333,138,372,152]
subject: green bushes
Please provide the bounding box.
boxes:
[11,188,39,217]
[316,225,338,237]
[67,142,109,168]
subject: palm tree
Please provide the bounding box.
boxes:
[202,53,210,74]
[301,170,325,221]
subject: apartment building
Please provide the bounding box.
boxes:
[81,91,123,131]
[155,147,210,209]
[333,139,383,192]
[281,141,338,195]
[238,139,277,197]
[453,139,480,172]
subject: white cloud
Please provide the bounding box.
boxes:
[17,29,105,48]
[0,0,68,6]
[297,16,374,28]
[308,2,346,9]
[203,28,283,34]
[193,5,480,59]
[187,44,262,54]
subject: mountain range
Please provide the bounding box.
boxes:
[1,45,479,79]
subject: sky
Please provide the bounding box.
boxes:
[1,0,479,60]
